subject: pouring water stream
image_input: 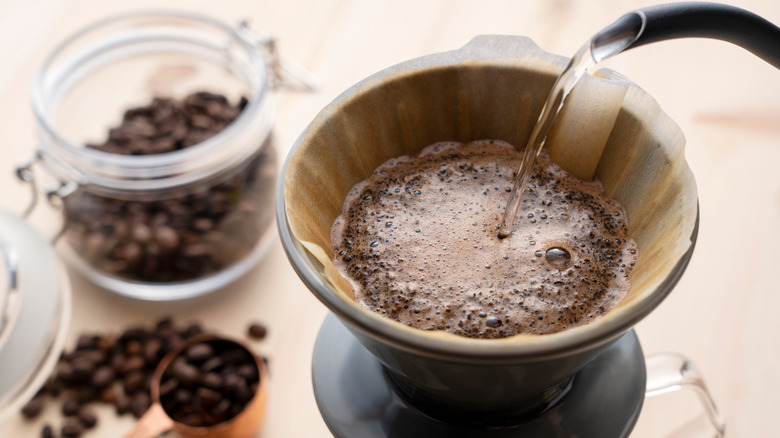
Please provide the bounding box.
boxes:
[499,2,780,238]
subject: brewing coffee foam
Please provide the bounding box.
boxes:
[331,141,637,338]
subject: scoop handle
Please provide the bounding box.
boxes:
[122,403,174,438]
[598,2,780,68]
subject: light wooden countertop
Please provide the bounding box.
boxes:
[1,0,778,436]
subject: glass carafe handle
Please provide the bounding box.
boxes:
[645,353,726,437]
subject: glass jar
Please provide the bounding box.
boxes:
[25,12,282,300]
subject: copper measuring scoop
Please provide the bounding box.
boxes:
[123,334,268,438]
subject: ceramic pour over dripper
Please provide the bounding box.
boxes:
[278,35,698,425]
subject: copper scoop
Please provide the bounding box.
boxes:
[123,334,268,438]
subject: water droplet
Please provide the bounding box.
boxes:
[527,213,534,218]
[534,251,543,257]
[370,241,380,248]
[394,188,400,193]
[414,190,421,195]
[415,229,421,233]
[537,314,544,320]
[478,312,487,318]
[339,250,347,256]
[363,195,372,201]
[540,214,548,219]
[413,308,421,314]
[629,248,636,254]
[385,222,393,227]
[485,316,502,328]
[530,241,536,246]
[545,247,571,268]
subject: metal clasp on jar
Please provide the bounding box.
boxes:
[15,153,78,243]
[233,21,321,92]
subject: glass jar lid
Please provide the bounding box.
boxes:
[0,210,71,423]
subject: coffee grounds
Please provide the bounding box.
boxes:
[331,141,637,338]
[63,91,277,283]
[19,317,268,437]
[159,339,260,427]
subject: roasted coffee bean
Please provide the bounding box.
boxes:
[159,378,179,397]
[174,389,193,405]
[78,409,98,428]
[236,364,258,381]
[201,357,223,373]
[121,356,145,375]
[21,396,45,419]
[202,373,222,390]
[61,421,84,437]
[62,398,80,416]
[40,424,54,438]
[75,334,98,351]
[211,398,231,417]
[123,371,146,395]
[91,365,115,388]
[99,386,117,403]
[196,387,222,407]
[143,338,163,362]
[125,340,143,356]
[172,361,201,386]
[115,396,131,416]
[247,323,267,340]
[75,386,97,403]
[185,344,214,363]
[130,393,151,419]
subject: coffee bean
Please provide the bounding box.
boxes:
[121,356,145,375]
[61,420,84,437]
[99,386,117,403]
[174,389,193,404]
[172,361,201,386]
[62,398,80,416]
[92,365,115,388]
[202,373,222,390]
[247,323,267,340]
[41,424,54,438]
[236,364,258,381]
[196,387,222,407]
[78,409,98,428]
[154,227,179,251]
[185,344,214,363]
[75,335,98,351]
[159,377,178,397]
[115,396,131,416]
[125,340,143,356]
[143,338,163,362]
[211,398,231,417]
[21,396,45,419]
[123,371,146,395]
[201,357,223,373]
[130,392,151,419]
[75,386,97,403]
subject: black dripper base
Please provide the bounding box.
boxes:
[312,314,646,438]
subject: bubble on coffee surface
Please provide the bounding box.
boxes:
[544,247,571,268]
[330,140,638,338]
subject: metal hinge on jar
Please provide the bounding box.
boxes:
[15,154,77,243]
[234,21,321,92]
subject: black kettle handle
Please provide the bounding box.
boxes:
[594,2,780,68]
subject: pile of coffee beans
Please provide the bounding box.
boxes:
[62,91,277,283]
[159,339,260,427]
[20,318,268,437]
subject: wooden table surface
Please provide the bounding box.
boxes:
[1,0,778,436]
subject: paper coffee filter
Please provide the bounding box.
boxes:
[284,35,697,344]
